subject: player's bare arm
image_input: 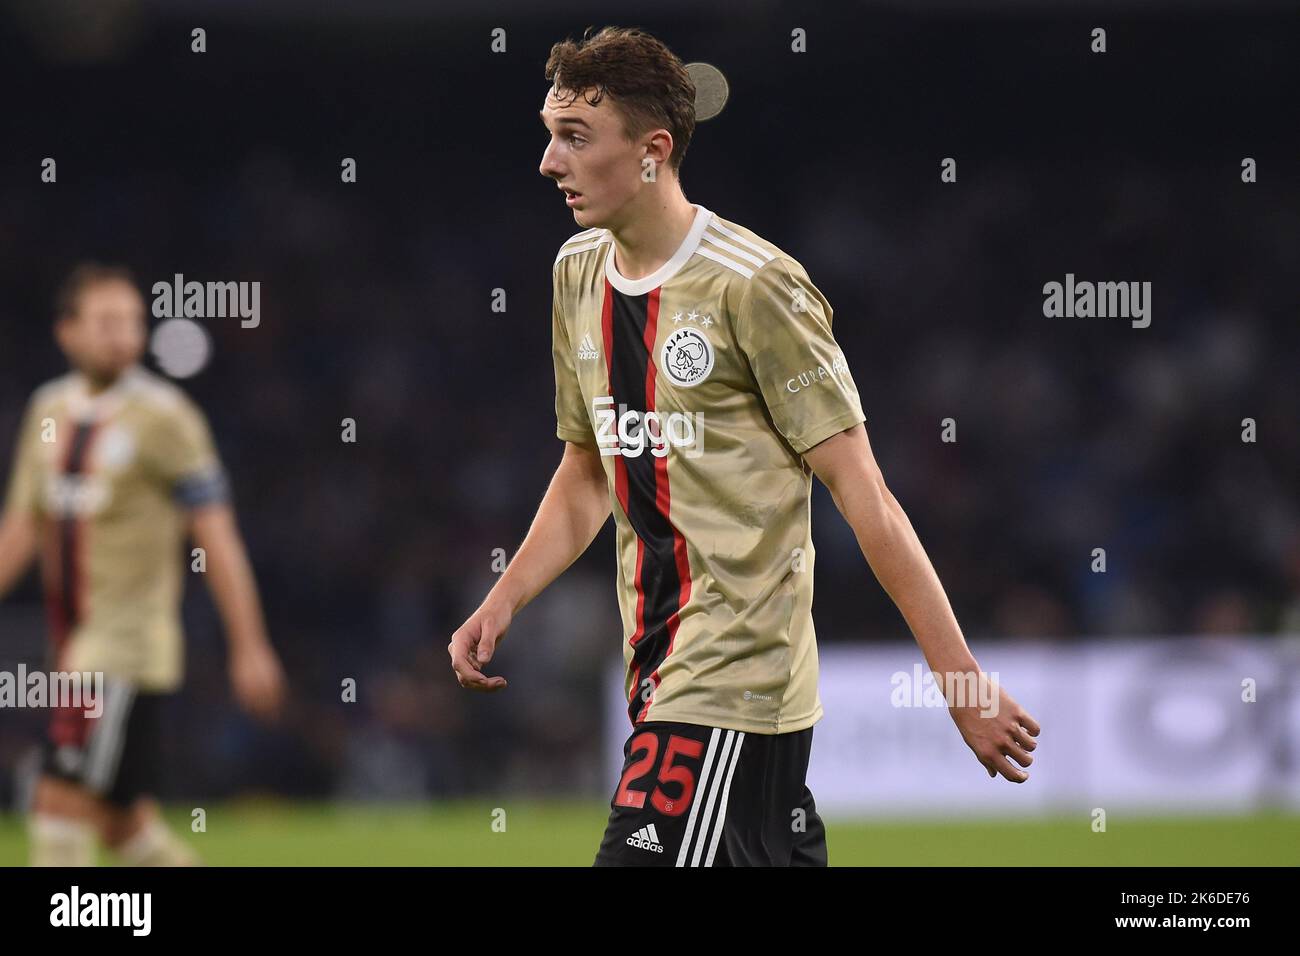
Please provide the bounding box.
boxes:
[0,507,37,599]
[190,502,286,721]
[448,438,610,692]
[802,422,1042,783]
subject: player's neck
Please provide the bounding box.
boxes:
[76,366,130,396]
[608,188,697,282]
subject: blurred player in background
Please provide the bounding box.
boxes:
[449,27,1040,866]
[0,264,285,866]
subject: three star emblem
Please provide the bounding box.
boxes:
[671,309,714,329]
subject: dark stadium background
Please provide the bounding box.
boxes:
[0,0,1296,813]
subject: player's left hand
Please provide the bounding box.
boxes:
[946,673,1040,783]
[230,640,287,721]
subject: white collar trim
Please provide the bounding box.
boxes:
[68,366,140,422]
[604,203,713,296]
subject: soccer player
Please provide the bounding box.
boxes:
[0,264,285,865]
[448,27,1041,866]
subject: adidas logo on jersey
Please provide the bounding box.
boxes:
[577,332,600,361]
[626,823,665,853]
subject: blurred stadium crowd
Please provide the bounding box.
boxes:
[1,12,1295,804]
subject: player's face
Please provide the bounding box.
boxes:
[539,85,647,228]
[57,280,147,382]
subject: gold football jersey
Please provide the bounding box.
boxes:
[552,204,866,734]
[4,367,227,691]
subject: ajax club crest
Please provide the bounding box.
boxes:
[660,327,714,388]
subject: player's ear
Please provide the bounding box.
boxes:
[644,128,674,169]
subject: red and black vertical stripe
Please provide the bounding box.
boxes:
[57,421,98,635]
[45,418,100,748]
[601,281,693,726]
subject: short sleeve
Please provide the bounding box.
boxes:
[736,257,866,455]
[151,397,229,509]
[552,266,593,444]
[4,399,45,516]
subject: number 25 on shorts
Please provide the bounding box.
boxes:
[615,732,704,817]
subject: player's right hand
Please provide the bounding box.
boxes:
[448,601,510,692]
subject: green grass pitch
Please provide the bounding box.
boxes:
[1,804,1295,866]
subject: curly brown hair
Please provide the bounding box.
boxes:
[54,262,138,322]
[544,26,696,175]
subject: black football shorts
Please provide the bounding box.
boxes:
[40,677,168,809]
[595,720,828,867]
